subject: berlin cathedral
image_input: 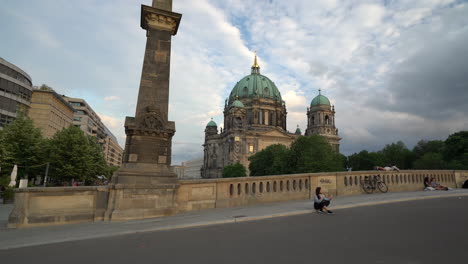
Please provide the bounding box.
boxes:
[201,56,341,178]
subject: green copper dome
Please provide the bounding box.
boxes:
[310,91,330,106]
[228,55,282,102]
[231,100,245,108]
[206,119,217,127]
[295,126,301,135]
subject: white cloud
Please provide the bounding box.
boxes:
[104,96,120,101]
[2,0,467,163]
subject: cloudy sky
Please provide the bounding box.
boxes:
[1,0,467,164]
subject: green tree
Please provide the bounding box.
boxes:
[48,126,108,184]
[0,114,45,180]
[39,84,53,91]
[288,135,344,173]
[348,150,386,171]
[222,163,247,178]
[249,144,289,176]
[380,141,413,169]
[412,140,444,160]
[443,131,468,169]
[413,153,446,169]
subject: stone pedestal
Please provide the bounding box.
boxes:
[105,184,178,221]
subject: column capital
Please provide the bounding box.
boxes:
[141,5,182,35]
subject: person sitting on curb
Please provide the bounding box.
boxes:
[424,177,450,191]
[424,176,435,191]
[430,177,450,190]
[314,187,333,214]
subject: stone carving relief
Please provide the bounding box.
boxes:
[145,13,177,32]
[139,106,165,130]
[142,115,163,129]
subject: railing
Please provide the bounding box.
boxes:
[178,170,460,212]
[336,171,457,195]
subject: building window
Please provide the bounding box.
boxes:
[249,145,254,153]
[73,116,82,121]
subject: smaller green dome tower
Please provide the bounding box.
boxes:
[206,118,217,127]
[310,89,330,106]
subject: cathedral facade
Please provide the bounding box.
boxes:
[201,57,341,178]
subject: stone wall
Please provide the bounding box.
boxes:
[8,186,109,228]
[8,170,465,228]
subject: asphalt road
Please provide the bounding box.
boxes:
[1,197,467,264]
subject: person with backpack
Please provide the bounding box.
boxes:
[314,186,334,214]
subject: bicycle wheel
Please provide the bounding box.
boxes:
[361,179,374,194]
[377,181,388,193]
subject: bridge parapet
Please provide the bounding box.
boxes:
[177,170,461,213]
[7,170,466,228]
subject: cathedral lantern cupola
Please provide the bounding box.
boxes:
[251,53,260,75]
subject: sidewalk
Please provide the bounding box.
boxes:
[1,189,467,250]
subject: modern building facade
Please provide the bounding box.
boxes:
[63,97,106,140]
[0,57,33,128]
[201,56,341,178]
[63,96,123,167]
[102,127,123,167]
[182,158,203,179]
[28,87,74,138]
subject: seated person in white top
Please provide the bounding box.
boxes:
[314,187,334,214]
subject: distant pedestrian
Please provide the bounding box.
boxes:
[314,187,333,214]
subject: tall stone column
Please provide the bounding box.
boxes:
[105,0,182,221]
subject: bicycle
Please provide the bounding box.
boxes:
[360,175,388,194]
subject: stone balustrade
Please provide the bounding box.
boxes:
[7,170,468,228]
[177,170,462,213]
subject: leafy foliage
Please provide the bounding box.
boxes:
[288,135,344,173]
[248,135,344,176]
[348,150,384,171]
[348,131,468,171]
[413,140,444,160]
[0,116,115,186]
[222,163,247,178]
[0,114,45,179]
[379,141,413,169]
[249,144,289,176]
[413,153,446,169]
[48,126,108,184]
[443,131,468,169]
